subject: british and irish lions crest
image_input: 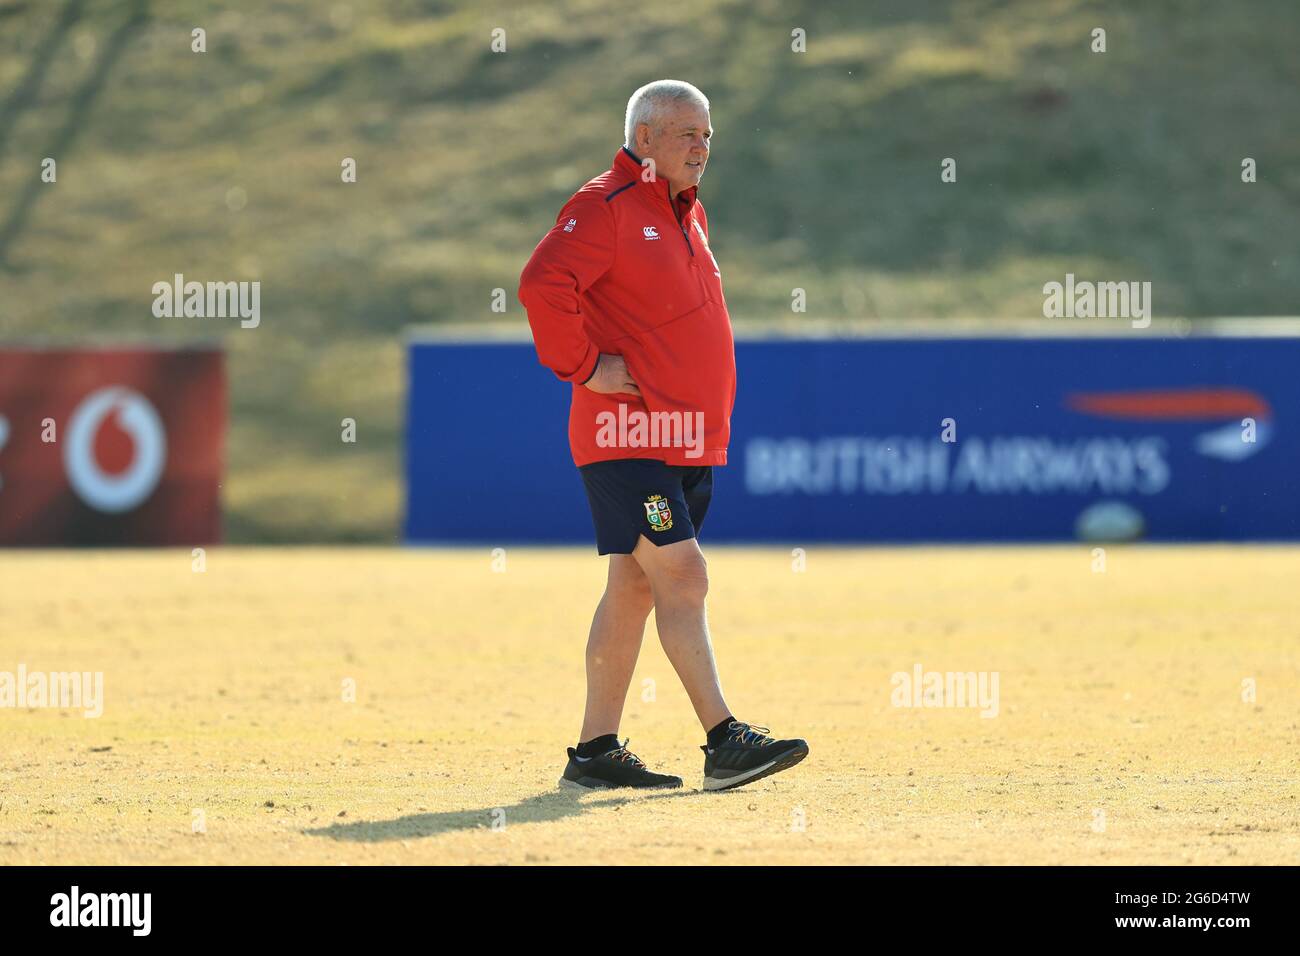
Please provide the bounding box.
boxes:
[644,494,673,532]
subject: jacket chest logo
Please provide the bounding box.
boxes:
[642,226,660,240]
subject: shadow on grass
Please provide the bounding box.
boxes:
[0,0,149,266]
[0,0,84,160]
[303,787,706,843]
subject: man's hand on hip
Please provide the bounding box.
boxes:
[585,353,641,397]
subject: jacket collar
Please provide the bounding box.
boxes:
[614,146,698,215]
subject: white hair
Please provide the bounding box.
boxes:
[624,80,710,148]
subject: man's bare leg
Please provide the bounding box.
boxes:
[629,534,808,791]
[578,554,654,742]
[629,536,731,731]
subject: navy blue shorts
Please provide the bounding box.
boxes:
[578,459,714,555]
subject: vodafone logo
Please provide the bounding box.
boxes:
[63,387,167,513]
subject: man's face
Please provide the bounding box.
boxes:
[636,101,711,195]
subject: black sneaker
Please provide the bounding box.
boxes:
[701,721,808,791]
[559,739,683,790]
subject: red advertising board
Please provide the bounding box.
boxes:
[0,348,225,545]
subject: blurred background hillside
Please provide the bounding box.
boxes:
[1,0,1297,541]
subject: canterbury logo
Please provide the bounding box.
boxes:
[642,226,660,240]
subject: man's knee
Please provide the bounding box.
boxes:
[645,544,709,607]
[604,557,654,615]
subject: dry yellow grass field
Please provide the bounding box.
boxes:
[1,546,1297,865]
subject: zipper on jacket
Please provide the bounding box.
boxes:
[666,186,695,257]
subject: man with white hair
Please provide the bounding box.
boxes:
[519,80,808,791]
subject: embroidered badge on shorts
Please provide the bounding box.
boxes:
[644,494,673,532]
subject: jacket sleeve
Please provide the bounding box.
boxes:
[518,198,616,385]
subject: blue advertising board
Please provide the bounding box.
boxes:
[405,335,1300,543]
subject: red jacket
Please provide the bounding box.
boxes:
[519,147,736,467]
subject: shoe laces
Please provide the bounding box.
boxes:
[728,722,774,747]
[605,739,645,768]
